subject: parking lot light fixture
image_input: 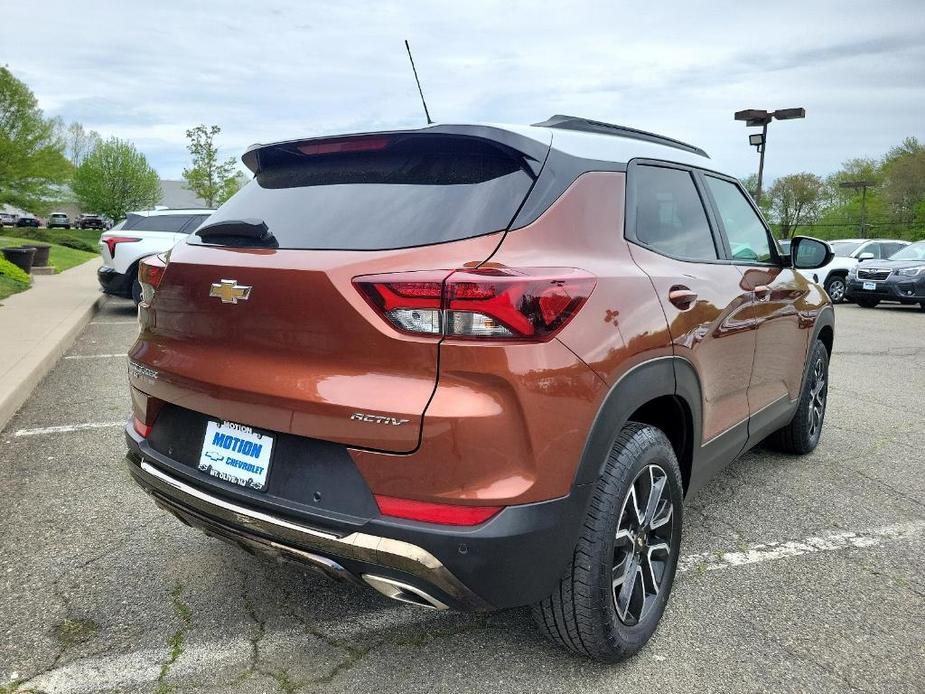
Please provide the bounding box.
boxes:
[734,107,806,203]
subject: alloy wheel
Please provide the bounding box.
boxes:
[612,464,675,626]
[808,357,827,439]
[827,279,846,303]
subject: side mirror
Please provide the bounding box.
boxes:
[791,236,834,270]
[857,252,875,261]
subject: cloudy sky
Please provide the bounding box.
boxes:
[5,0,924,181]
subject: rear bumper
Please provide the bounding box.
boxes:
[98,265,133,296]
[124,425,592,611]
[846,277,925,302]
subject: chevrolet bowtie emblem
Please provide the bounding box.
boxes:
[209,279,252,304]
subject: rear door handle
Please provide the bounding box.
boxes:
[668,287,698,310]
[755,285,771,302]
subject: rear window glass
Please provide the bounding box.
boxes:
[123,214,197,233]
[190,135,536,250]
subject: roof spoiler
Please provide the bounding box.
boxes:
[240,125,552,176]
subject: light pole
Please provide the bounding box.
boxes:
[734,108,806,203]
[839,180,877,238]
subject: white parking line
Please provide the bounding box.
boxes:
[90,320,138,325]
[677,519,925,574]
[63,353,127,360]
[13,421,124,437]
[13,519,925,693]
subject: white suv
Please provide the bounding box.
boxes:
[797,238,909,303]
[98,208,213,303]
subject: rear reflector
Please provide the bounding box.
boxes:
[133,416,153,438]
[103,236,141,258]
[354,267,595,342]
[374,495,502,526]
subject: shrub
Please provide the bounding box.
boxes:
[11,228,97,253]
[0,255,32,285]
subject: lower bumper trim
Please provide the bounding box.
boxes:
[127,456,492,610]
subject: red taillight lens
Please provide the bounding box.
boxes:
[103,236,141,257]
[138,254,168,305]
[354,268,595,342]
[132,416,153,438]
[374,495,502,526]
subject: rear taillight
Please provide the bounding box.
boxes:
[354,267,595,342]
[103,236,141,257]
[374,495,502,526]
[138,254,167,304]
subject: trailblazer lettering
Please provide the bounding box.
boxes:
[211,432,264,459]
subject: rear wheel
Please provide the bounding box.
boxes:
[856,298,879,308]
[766,339,829,454]
[823,275,847,303]
[532,423,683,662]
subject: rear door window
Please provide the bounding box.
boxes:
[630,165,718,261]
[191,135,536,250]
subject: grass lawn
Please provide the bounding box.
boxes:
[0,234,97,273]
[0,274,30,302]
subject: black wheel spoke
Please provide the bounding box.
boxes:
[611,464,675,626]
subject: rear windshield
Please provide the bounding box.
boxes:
[122,213,210,233]
[190,135,537,250]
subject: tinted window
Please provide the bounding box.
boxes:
[184,214,210,232]
[856,242,881,259]
[884,242,907,259]
[191,135,535,250]
[705,176,773,263]
[890,241,925,261]
[633,166,717,261]
[831,241,862,257]
[124,214,196,233]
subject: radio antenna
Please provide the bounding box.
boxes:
[404,39,433,125]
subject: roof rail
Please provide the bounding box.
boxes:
[532,114,709,158]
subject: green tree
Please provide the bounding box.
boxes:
[182,124,241,207]
[0,66,72,213]
[72,137,161,220]
[881,137,925,217]
[57,120,102,168]
[766,173,825,239]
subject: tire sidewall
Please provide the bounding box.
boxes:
[596,427,684,656]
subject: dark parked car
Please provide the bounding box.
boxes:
[846,240,925,309]
[16,215,40,228]
[78,214,106,230]
[123,116,835,661]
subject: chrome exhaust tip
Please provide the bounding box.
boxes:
[362,574,448,610]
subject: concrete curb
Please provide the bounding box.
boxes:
[0,260,105,431]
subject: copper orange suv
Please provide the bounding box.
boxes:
[124,115,835,661]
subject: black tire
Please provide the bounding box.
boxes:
[919,302,925,312]
[766,340,829,454]
[532,423,683,662]
[823,274,847,304]
[856,298,879,308]
[131,277,142,305]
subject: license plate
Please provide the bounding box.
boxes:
[198,420,274,491]
[862,281,877,290]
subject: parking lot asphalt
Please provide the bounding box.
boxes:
[2,298,923,694]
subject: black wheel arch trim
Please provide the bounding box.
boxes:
[572,356,703,494]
